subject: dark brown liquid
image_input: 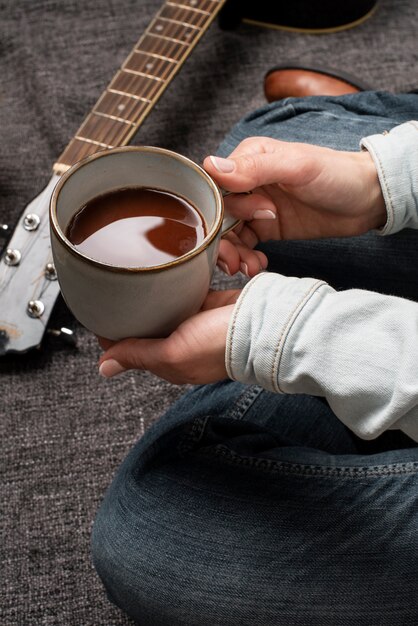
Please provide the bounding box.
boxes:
[67,187,206,267]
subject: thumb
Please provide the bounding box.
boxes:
[203,151,292,192]
[204,140,318,192]
[98,337,166,378]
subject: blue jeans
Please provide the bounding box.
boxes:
[92,93,418,626]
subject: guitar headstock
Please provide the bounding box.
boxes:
[0,174,69,354]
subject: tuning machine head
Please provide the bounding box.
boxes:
[46,327,77,347]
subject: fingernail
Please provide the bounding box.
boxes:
[240,262,250,277]
[253,209,276,220]
[217,260,231,276]
[210,156,235,173]
[99,358,126,378]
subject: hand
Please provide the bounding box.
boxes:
[203,137,386,277]
[98,290,241,384]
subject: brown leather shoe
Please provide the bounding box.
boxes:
[264,65,370,102]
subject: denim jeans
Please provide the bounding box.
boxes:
[92,92,418,626]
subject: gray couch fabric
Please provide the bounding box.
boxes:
[2,0,417,623]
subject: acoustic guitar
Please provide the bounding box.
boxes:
[220,0,378,33]
[0,0,378,355]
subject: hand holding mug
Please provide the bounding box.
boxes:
[98,289,241,382]
[204,136,387,277]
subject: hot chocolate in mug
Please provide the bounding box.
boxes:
[50,146,232,340]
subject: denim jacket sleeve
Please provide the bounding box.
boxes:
[361,121,418,234]
[226,122,418,442]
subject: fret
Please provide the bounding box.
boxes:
[54,0,227,172]
[108,88,151,102]
[138,34,187,62]
[167,0,221,13]
[161,5,210,27]
[157,15,201,30]
[166,1,210,16]
[132,49,180,63]
[123,51,176,81]
[77,112,132,147]
[75,136,114,148]
[110,70,161,101]
[94,91,149,123]
[148,18,201,45]
[93,111,134,125]
[123,68,165,82]
[55,138,103,171]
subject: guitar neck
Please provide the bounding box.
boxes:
[54,0,226,174]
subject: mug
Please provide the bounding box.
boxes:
[49,146,226,340]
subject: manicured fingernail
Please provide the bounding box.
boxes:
[99,358,126,378]
[210,156,235,173]
[217,260,231,275]
[253,209,276,220]
[240,262,250,277]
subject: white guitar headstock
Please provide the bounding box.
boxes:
[0,174,71,354]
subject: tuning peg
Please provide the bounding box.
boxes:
[0,329,9,355]
[47,327,77,347]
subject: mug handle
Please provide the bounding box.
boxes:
[220,190,250,236]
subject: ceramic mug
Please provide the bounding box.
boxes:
[49,146,229,340]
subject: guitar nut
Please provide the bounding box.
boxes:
[4,248,21,266]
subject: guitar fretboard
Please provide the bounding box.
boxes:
[54,0,225,174]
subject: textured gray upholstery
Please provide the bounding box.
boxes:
[2,1,417,623]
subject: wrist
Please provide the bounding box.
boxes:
[357,151,387,231]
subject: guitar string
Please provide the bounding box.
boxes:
[69,13,179,152]
[73,2,214,153]
[86,6,187,147]
[79,0,211,149]
[103,8,193,146]
[107,12,208,140]
[1,0,224,341]
[119,0,224,130]
[61,0,223,164]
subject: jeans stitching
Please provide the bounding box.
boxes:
[206,445,418,477]
[177,414,210,457]
[176,386,263,456]
[273,280,326,392]
[224,385,264,421]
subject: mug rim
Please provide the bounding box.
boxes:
[49,145,224,273]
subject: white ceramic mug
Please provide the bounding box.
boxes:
[50,146,226,340]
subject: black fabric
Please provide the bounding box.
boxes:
[2,0,418,623]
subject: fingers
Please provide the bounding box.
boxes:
[98,304,234,384]
[201,289,241,310]
[218,237,268,277]
[98,337,167,377]
[224,192,276,221]
[96,336,115,351]
[202,141,283,192]
[203,137,317,192]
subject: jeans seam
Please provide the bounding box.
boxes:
[204,445,418,477]
[176,386,264,456]
[177,414,210,457]
[223,385,264,421]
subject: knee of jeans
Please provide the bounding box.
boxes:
[91,497,126,609]
[90,467,204,626]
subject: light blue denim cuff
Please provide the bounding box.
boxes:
[225,272,327,392]
[361,121,418,235]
